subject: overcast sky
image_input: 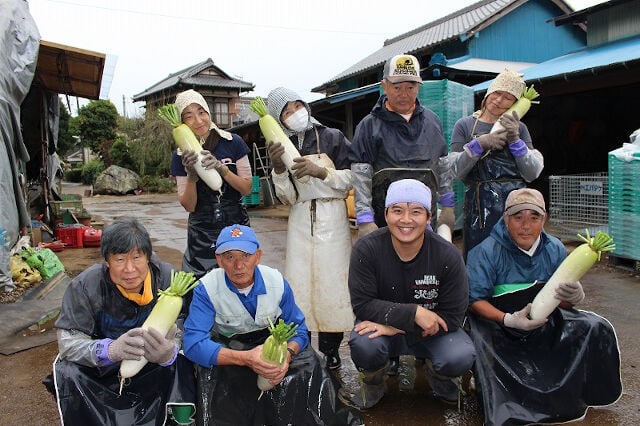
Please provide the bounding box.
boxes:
[27,0,606,117]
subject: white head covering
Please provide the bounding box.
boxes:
[174,89,232,140]
[175,89,209,116]
[266,87,320,136]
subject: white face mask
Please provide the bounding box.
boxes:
[284,108,309,132]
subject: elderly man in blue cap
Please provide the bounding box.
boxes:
[183,224,362,425]
[340,179,475,410]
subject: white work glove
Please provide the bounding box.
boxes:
[108,328,145,362]
[438,206,455,230]
[201,150,229,177]
[499,111,521,143]
[555,281,585,305]
[291,157,327,180]
[266,141,286,174]
[181,150,199,182]
[503,303,547,331]
[477,131,508,151]
[143,324,178,365]
[357,222,378,239]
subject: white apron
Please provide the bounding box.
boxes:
[272,153,355,332]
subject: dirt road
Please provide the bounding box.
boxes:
[1,184,638,425]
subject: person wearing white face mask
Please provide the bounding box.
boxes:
[283,107,310,133]
[265,87,355,371]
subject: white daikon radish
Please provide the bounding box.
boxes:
[490,85,540,134]
[249,97,309,183]
[257,317,298,400]
[529,230,614,320]
[118,270,198,395]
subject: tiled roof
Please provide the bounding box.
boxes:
[133,58,254,100]
[313,0,520,90]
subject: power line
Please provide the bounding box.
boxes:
[45,0,388,36]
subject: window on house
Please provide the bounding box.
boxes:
[214,102,229,127]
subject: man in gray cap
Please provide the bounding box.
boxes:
[340,179,475,409]
[465,187,621,425]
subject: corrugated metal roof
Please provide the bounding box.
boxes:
[314,83,382,105]
[447,57,536,72]
[317,0,518,87]
[133,58,254,100]
[472,34,640,91]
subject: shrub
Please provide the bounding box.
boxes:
[138,175,176,194]
[64,168,83,183]
[81,160,105,185]
[109,138,136,170]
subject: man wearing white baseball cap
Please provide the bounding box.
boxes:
[340,179,475,409]
[348,54,455,242]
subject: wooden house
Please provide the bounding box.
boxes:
[132,58,255,129]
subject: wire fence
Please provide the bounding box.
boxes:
[548,173,608,241]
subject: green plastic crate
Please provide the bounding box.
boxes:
[250,175,260,193]
[242,193,261,206]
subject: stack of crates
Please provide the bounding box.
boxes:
[418,80,474,230]
[50,195,83,224]
[242,176,261,207]
[548,173,609,242]
[608,146,640,263]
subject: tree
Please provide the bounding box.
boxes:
[57,102,76,156]
[118,113,173,177]
[77,99,119,154]
[109,137,136,170]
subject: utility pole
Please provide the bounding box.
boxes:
[122,95,127,118]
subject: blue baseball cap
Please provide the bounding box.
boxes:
[214,224,260,254]
[385,179,432,211]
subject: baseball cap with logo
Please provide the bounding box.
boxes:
[383,54,423,84]
[504,188,546,216]
[214,224,260,254]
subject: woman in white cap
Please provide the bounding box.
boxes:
[265,87,354,370]
[170,89,253,278]
[448,68,544,258]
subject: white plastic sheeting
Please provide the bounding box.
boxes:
[0,0,40,291]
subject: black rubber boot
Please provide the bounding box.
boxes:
[338,361,390,409]
[319,332,343,370]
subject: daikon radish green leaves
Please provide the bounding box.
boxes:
[529,230,615,320]
[257,317,298,399]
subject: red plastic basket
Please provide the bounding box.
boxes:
[55,225,85,248]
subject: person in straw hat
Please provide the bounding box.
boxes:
[448,68,544,258]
